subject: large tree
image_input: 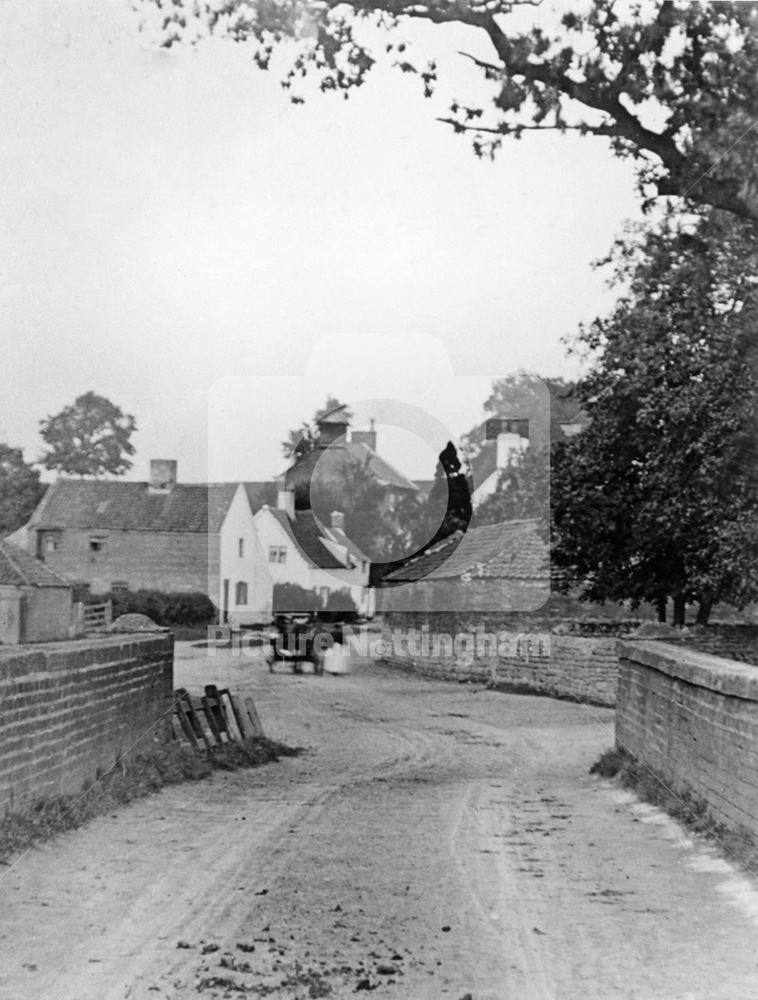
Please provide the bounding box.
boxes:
[39,392,137,478]
[552,209,758,624]
[0,444,45,537]
[144,0,758,223]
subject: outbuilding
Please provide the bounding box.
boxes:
[0,540,73,644]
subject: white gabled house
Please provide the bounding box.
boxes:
[216,483,274,626]
[254,490,374,617]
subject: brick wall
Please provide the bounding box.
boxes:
[617,641,758,838]
[40,528,215,596]
[380,620,618,706]
[0,633,174,813]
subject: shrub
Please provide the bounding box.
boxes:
[84,589,215,627]
[273,582,322,615]
[319,587,359,623]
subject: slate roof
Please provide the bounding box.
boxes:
[31,480,239,534]
[267,509,346,569]
[384,520,548,583]
[0,540,71,588]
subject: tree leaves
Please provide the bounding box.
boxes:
[0,444,45,536]
[552,211,758,620]
[140,0,758,222]
[39,391,137,478]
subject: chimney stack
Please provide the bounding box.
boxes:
[277,487,295,518]
[149,459,177,493]
[330,510,345,531]
[496,432,528,470]
[351,417,377,452]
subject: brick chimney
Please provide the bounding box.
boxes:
[149,459,177,493]
[330,510,345,531]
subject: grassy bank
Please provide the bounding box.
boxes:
[0,737,301,863]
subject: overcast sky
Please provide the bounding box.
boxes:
[1,0,642,483]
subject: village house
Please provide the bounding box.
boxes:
[283,407,419,514]
[14,460,274,626]
[378,519,550,613]
[254,489,374,617]
[0,539,73,644]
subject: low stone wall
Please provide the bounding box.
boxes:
[617,641,758,839]
[0,633,174,813]
[379,623,618,706]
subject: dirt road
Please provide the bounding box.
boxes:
[2,644,758,1000]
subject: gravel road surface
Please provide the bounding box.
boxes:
[1,642,757,1000]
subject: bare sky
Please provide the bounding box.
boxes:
[1,0,641,483]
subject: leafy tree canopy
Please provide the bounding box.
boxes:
[143,0,758,222]
[552,208,758,624]
[39,391,137,478]
[463,372,578,457]
[0,444,45,537]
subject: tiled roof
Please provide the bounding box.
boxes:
[31,480,238,534]
[384,520,548,583]
[384,533,461,582]
[0,540,71,588]
[267,509,346,569]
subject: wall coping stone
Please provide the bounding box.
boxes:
[618,640,758,702]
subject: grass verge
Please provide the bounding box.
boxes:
[591,746,758,871]
[0,737,302,863]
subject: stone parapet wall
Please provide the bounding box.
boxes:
[617,641,758,838]
[379,621,618,706]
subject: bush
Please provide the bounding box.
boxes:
[84,589,216,627]
[319,587,359,623]
[273,582,322,615]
